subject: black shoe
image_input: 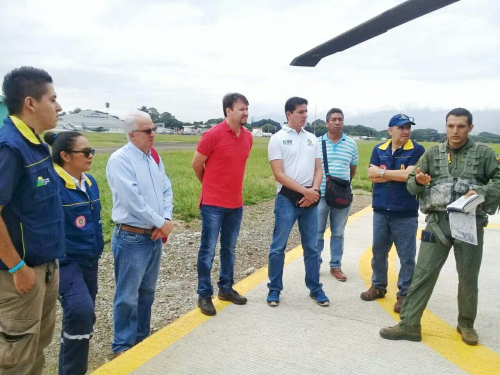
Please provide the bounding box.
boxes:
[198,297,216,316]
[218,289,247,305]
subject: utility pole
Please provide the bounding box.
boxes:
[314,104,317,135]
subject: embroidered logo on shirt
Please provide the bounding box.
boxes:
[283,140,293,145]
[37,176,50,187]
[75,215,86,228]
[307,139,313,146]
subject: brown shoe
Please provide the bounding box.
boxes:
[380,324,422,342]
[330,268,347,282]
[360,286,386,301]
[457,325,478,346]
[394,295,405,313]
[112,349,128,359]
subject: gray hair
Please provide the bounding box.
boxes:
[124,110,152,140]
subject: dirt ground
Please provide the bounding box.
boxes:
[43,194,372,374]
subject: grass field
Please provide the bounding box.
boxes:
[81,134,500,242]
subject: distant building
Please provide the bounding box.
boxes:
[57,110,124,132]
[252,128,263,137]
[182,125,196,135]
[182,124,212,135]
[252,128,272,137]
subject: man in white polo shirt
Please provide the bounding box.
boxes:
[266,96,330,307]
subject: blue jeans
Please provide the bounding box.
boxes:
[111,226,162,354]
[59,257,99,375]
[197,205,243,298]
[316,197,350,268]
[268,194,322,293]
[371,211,418,296]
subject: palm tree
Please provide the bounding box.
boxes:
[105,102,110,114]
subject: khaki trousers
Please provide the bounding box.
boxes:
[0,263,59,375]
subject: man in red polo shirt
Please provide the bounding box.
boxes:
[191,93,253,316]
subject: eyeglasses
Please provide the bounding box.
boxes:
[132,126,157,135]
[71,148,95,158]
[398,114,414,122]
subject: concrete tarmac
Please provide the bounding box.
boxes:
[94,206,500,375]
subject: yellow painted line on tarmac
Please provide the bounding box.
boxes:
[486,223,500,229]
[94,205,373,374]
[359,229,500,374]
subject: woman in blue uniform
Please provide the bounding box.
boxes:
[44,131,104,375]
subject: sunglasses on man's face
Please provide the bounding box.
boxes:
[132,126,157,135]
[71,148,96,158]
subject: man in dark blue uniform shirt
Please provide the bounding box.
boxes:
[0,67,64,374]
[360,114,425,313]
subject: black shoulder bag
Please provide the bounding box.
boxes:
[322,139,352,209]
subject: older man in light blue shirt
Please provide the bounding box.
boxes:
[106,110,173,356]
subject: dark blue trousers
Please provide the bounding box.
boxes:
[58,257,99,375]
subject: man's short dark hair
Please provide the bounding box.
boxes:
[285,97,308,115]
[222,93,249,117]
[446,107,473,126]
[326,108,344,122]
[2,67,53,115]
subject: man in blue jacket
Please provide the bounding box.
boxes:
[360,114,424,313]
[0,67,64,374]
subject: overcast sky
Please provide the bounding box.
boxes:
[1,0,499,123]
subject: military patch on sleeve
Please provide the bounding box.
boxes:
[447,152,452,164]
[495,154,500,163]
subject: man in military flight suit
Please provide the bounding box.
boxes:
[380,108,500,346]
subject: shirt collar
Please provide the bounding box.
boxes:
[127,141,151,159]
[9,116,41,145]
[221,120,232,132]
[322,132,346,143]
[282,124,305,134]
[378,139,414,151]
[54,164,92,190]
[222,120,247,135]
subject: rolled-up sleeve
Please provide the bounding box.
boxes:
[160,158,174,220]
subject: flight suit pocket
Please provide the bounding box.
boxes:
[0,317,39,367]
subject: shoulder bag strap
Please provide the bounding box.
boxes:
[322,139,329,176]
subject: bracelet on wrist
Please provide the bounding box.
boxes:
[9,260,26,274]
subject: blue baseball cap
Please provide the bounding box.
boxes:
[388,114,415,127]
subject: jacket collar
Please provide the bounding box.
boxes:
[378,139,414,151]
[447,138,474,151]
[54,164,92,190]
[9,116,41,145]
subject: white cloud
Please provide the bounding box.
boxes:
[1,0,498,121]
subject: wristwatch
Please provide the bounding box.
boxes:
[379,169,386,177]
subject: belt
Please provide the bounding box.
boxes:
[117,224,153,235]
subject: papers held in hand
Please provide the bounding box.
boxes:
[446,194,485,213]
[447,194,484,246]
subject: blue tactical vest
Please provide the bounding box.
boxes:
[54,165,104,262]
[0,116,65,270]
[372,139,423,213]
